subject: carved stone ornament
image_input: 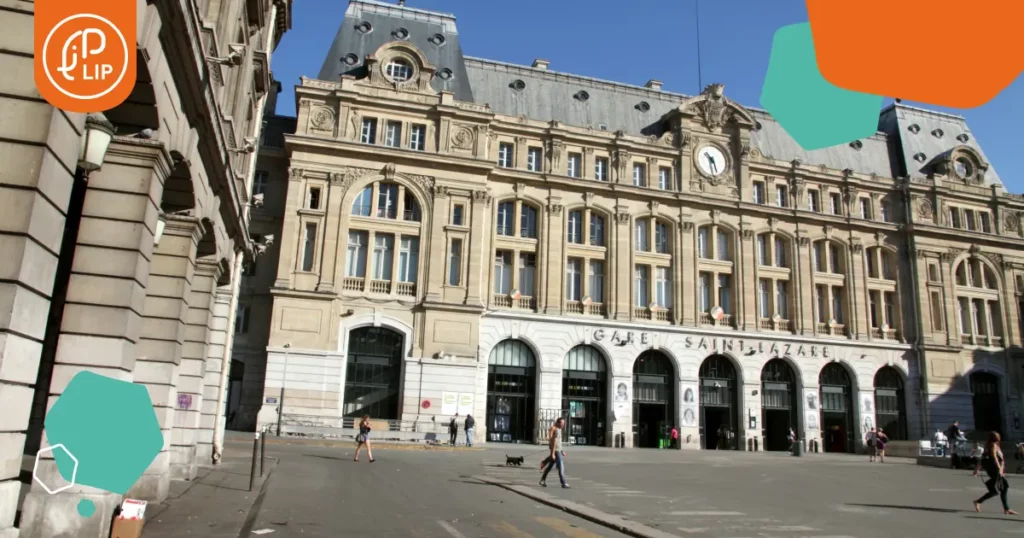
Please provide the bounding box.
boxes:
[843,187,859,204]
[823,225,834,237]
[969,244,982,256]
[514,182,526,194]
[767,217,777,231]
[710,209,721,222]
[331,166,376,195]
[616,212,631,224]
[939,251,957,263]
[693,83,732,132]
[852,243,864,254]
[309,105,336,131]
[549,140,565,172]
[798,236,811,247]
[582,192,595,205]
[649,200,660,213]
[681,221,694,231]
[741,229,754,240]
[917,197,934,220]
[450,125,475,150]
[382,162,397,181]
[875,232,885,245]
[431,185,450,198]
[615,150,631,179]
[288,167,304,181]
[348,109,361,141]
[982,252,1004,267]
[515,136,528,145]
[1004,212,1019,232]
[473,190,492,205]
[583,147,594,155]
[740,143,750,157]
[548,204,564,215]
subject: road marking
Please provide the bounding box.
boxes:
[489,520,535,538]
[762,526,819,532]
[437,521,469,538]
[669,511,745,516]
[535,517,605,538]
[677,528,709,534]
[928,488,963,492]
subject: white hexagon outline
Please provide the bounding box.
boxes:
[33,443,79,495]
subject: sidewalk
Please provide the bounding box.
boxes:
[142,447,275,538]
[225,429,485,451]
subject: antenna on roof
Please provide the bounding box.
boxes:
[694,0,703,93]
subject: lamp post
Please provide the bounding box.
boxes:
[277,343,291,436]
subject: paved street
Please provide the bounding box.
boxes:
[247,440,1024,537]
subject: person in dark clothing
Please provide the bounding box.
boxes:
[464,414,476,447]
[448,415,459,446]
[974,431,1017,515]
[948,421,963,468]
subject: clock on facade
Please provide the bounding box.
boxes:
[697,145,726,177]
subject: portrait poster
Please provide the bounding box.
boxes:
[441,392,458,415]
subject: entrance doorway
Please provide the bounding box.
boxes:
[343,327,404,419]
[971,371,1002,436]
[873,366,906,440]
[486,340,537,443]
[632,350,675,448]
[819,363,854,453]
[699,355,739,450]
[562,345,607,447]
[761,359,798,451]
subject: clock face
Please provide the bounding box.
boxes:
[697,146,726,177]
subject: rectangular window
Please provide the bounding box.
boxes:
[829,193,841,215]
[452,204,464,226]
[658,167,671,190]
[816,285,828,323]
[493,250,512,294]
[774,237,787,267]
[813,243,824,272]
[757,235,768,265]
[594,157,608,181]
[352,186,372,217]
[634,265,650,307]
[588,260,605,303]
[567,153,582,178]
[498,143,514,168]
[384,121,402,148]
[655,222,669,254]
[656,267,672,308]
[928,264,940,282]
[496,202,514,236]
[716,229,730,261]
[829,245,841,274]
[758,279,770,318]
[776,281,789,319]
[371,234,394,280]
[808,190,820,212]
[867,252,879,278]
[566,258,582,301]
[832,288,844,324]
[958,297,971,334]
[884,291,897,328]
[699,272,712,313]
[301,223,317,272]
[567,210,583,244]
[880,201,891,223]
[697,227,709,259]
[633,163,646,187]
[307,186,322,210]
[448,239,462,286]
[519,253,536,297]
[360,118,377,144]
[410,124,426,151]
[775,185,788,207]
[527,147,542,172]
[973,299,987,336]
[345,231,368,278]
[981,212,992,233]
[589,214,605,246]
[752,181,765,205]
[234,304,250,335]
[949,208,962,229]
[398,237,419,283]
[718,274,732,314]
[635,220,650,251]
[520,206,538,238]
[964,209,977,231]
[859,198,871,219]
[377,184,398,219]
[869,291,880,328]
[253,170,269,196]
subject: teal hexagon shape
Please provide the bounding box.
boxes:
[45,371,163,494]
[760,22,884,151]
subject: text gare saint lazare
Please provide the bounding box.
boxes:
[591,329,832,358]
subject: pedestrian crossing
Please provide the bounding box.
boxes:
[418,516,618,537]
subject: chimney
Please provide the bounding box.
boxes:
[531,58,550,70]
[644,79,663,91]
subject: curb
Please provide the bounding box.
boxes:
[226,436,485,452]
[472,475,681,538]
[237,458,278,538]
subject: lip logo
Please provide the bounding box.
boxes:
[35,0,136,113]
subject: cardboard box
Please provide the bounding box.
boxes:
[110,518,144,538]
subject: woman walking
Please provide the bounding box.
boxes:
[973,431,1016,515]
[353,415,375,463]
[875,428,889,463]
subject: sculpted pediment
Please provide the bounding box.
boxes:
[664,83,756,133]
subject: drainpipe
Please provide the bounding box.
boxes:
[213,248,245,463]
[903,184,929,438]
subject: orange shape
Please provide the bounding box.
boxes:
[806,0,1024,109]
[34,0,136,113]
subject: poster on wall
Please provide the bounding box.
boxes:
[457,393,474,415]
[441,392,458,415]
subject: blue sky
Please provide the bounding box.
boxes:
[270,0,1023,192]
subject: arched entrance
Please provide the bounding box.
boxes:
[562,345,607,447]
[486,340,537,443]
[632,350,675,448]
[761,359,798,451]
[343,327,404,419]
[819,363,854,453]
[699,355,739,450]
[971,371,1002,436]
[874,366,906,440]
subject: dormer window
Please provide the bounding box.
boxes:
[385,59,413,82]
[954,157,974,179]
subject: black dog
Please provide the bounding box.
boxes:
[505,455,524,466]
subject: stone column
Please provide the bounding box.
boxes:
[680,223,695,326]
[796,237,815,335]
[272,168,304,288]
[196,287,231,463]
[465,191,490,306]
[740,230,757,330]
[850,245,870,339]
[741,381,761,451]
[131,215,202,502]
[613,211,631,320]
[19,138,171,538]
[316,180,343,292]
[0,66,83,536]
[543,204,564,314]
[1001,263,1021,346]
[171,258,220,480]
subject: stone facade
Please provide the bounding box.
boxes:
[245,1,1024,459]
[0,1,292,537]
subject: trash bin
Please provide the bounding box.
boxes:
[792,441,804,457]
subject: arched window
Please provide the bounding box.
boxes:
[697,224,736,328]
[495,200,539,239]
[873,366,906,440]
[344,181,424,297]
[633,217,673,322]
[761,359,798,451]
[348,181,422,222]
[819,363,854,453]
[954,257,1003,347]
[565,209,609,317]
[385,59,413,82]
[632,350,676,448]
[562,345,607,446]
[486,340,537,443]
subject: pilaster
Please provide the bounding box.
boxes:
[465,190,490,306]
[796,236,815,335]
[425,186,449,302]
[316,180,343,292]
[272,168,304,288]
[850,243,870,339]
[196,288,231,463]
[740,229,756,330]
[613,209,631,320]
[543,202,564,314]
[679,222,695,326]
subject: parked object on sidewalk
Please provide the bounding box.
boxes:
[110,499,147,538]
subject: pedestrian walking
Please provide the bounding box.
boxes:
[865,427,877,462]
[787,427,797,453]
[540,422,557,470]
[875,428,889,463]
[353,415,375,463]
[540,417,569,489]
[670,425,679,449]
[448,415,459,446]
[464,414,475,447]
[973,431,1017,515]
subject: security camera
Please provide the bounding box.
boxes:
[254,243,268,256]
[231,138,257,155]
[263,234,275,247]
[251,193,265,208]
[207,49,244,67]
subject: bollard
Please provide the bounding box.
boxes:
[249,431,259,492]
[260,427,266,477]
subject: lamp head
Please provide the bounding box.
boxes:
[78,112,116,172]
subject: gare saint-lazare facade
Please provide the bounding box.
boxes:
[243,0,1024,454]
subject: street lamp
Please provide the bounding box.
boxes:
[277,343,291,436]
[77,112,115,173]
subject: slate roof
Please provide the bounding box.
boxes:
[319,1,1004,189]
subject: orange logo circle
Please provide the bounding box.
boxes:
[41,13,129,101]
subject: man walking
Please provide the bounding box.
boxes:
[464,414,475,447]
[449,415,459,446]
[540,417,570,489]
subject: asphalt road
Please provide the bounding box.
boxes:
[249,441,1024,537]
